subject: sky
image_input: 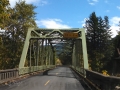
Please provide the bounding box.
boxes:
[9,0,120,37]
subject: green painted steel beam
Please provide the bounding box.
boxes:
[19,28,33,68]
[45,29,63,37]
[81,28,88,69]
[31,30,41,37]
[35,28,80,32]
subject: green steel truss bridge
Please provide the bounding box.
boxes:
[0,28,120,90]
[19,28,88,75]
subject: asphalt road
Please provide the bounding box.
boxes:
[0,66,87,90]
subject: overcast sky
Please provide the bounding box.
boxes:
[9,0,120,37]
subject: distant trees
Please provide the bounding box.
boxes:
[85,12,113,72]
[57,40,73,65]
[0,1,37,69]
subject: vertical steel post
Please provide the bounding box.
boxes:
[73,43,76,68]
[39,40,41,65]
[45,39,47,65]
[72,44,74,67]
[41,39,44,65]
[75,41,78,68]
[50,47,52,65]
[81,29,89,69]
[51,49,53,65]
[33,42,36,66]
[48,43,50,65]
[47,40,50,65]
[37,40,39,66]
[40,40,43,65]
[30,40,31,67]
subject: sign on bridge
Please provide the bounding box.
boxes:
[63,32,79,38]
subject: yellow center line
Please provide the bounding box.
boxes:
[44,80,50,86]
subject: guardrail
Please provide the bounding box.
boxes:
[0,65,55,84]
[71,66,120,90]
[0,69,19,84]
[85,69,120,90]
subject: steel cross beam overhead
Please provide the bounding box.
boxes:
[18,28,88,75]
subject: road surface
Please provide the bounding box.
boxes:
[0,66,87,90]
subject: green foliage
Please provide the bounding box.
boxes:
[101,21,120,75]
[0,0,10,29]
[0,1,37,69]
[89,51,104,71]
[110,34,120,75]
[85,12,113,72]
[58,53,72,65]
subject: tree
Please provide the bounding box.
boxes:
[110,21,120,75]
[102,16,113,61]
[0,0,10,29]
[86,12,99,51]
[56,39,73,65]
[85,12,112,72]
[0,1,37,69]
[85,12,100,71]
[111,34,120,75]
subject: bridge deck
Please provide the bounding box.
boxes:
[0,66,86,90]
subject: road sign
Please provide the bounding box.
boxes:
[63,32,79,38]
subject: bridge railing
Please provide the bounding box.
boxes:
[71,66,120,90]
[85,69,120,90]
[19,65,55,75]
[71,66,85,75]
[0,65,55,84]
[0,69,19,84]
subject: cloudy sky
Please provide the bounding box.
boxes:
[9,0,120,37]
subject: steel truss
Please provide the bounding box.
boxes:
[19,28,88,75]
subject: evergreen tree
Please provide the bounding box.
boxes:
[85,12,112,71]
[85,12,99,71]
[102,16,113,61]
[86,12,99,51]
